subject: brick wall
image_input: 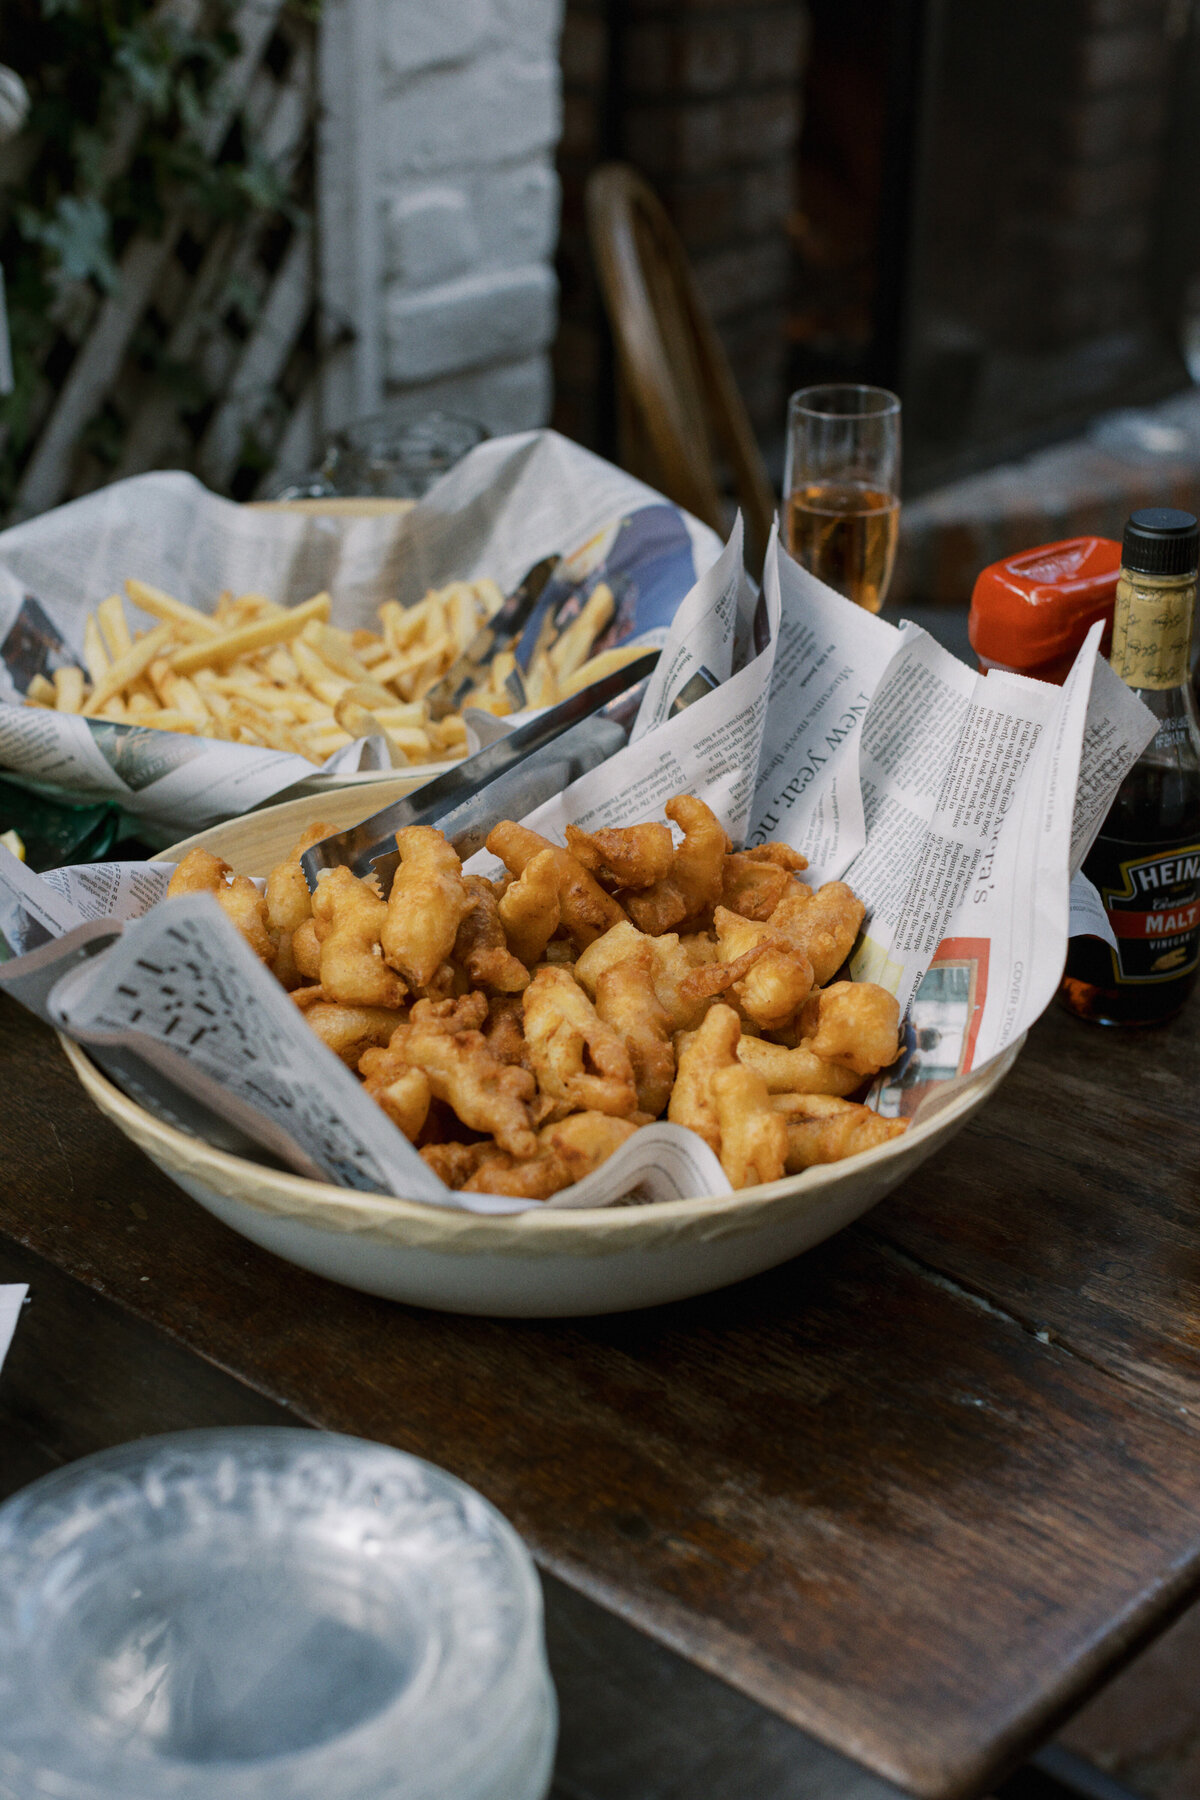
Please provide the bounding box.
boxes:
[554,0,809,455]
[369,0,564,432]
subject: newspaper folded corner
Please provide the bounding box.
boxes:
[0,520,1158,1216]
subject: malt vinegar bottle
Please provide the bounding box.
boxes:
[1061,507,1200,1025]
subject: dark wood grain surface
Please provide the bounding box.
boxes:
[2,991,1199,1800]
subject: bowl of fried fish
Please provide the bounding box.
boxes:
[62,789,1019,1316]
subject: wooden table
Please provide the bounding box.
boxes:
[1,990,1198,1800]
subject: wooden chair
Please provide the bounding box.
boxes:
[585,163,778,572]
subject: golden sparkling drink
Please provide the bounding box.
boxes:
[785,482,899,614]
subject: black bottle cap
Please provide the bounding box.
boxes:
[1121,507,1199,578]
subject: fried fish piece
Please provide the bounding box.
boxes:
[712,1063,788,1188]
[497,847,562,966]
[487,822,626,949]
[767,881,865,987]
[167,847,273,962]
[311,865,406,1009]
[481,993,531,1070]
[419,1139,494,1188]
[291,915,322,981]
[595,947,675,1117]
[564,821,675,890]
[745,842,808,871]
[362,995,537,1157]
[719,852,791,921]
[455,874,530,993]
[523,966,638,1116]
[264,820,337,988]
[667,1002,741,1152]
[362,1062,432,1140]
[624,796,730,933]
[574,920,765,1033]
[382,826,473,988]
[573,919,650,995]
[462,1111,639,1198]
[798,980,901,1076]
[302,1000,407,1069]
[771,1092,908,1170]
[713,906,814,1031]
[735,1033,862,1096]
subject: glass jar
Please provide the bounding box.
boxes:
[0,1429,556,1800]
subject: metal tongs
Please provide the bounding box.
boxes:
[301,650,659,896]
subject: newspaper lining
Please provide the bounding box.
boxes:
[0,518,1155,1210]
[0,432,722,833]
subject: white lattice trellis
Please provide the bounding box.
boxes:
[10,0,319,519]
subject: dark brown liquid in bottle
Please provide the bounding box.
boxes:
[1061,754,1200,1024]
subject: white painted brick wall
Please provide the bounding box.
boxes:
[371,0,564,434]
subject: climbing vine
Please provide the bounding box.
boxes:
[0,0,313,510]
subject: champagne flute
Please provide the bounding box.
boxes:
[783,385,902,613]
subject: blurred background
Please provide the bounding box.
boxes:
[2,0,1199,595]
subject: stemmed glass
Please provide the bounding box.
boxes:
[783,385,902,613]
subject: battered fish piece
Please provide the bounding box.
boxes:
[419,1140,494,1188]
[463,1112,639,1199]
[772,1092,908,1170]
[746,843,808,871]
[487,822,625,949]
[482,993,531,1069]
[361,1063,432,1140]
[312,866,406,1009]
[575,920,766,1033]
[565,821,675,890]
[768,881,865,986]
[713,906,814,1031]
[363,995,537,1158]
[168,847,272,963]
[382,827,472,988]
[719,852,791,921]
[291,915,322,981]
[523,966,637,1116]
[712,1063,788,1188]
[455,875,529,993]
[301,1000,406,1069]
[798,980,901,1076]
[595,947,675,1117]
[265,820,336,988]
[667,1002,741,1152]
[735,1033,862,1097]
[497,848,561,966]
[624,796,730,933]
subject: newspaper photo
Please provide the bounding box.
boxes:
[0,523,1155,1212]
[0,430,722,835]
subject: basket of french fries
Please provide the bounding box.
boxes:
[0,431,722,835]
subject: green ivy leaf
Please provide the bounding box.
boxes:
[18,195,119,291]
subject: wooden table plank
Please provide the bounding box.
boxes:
[871,999,1200,1418]
[4,995,1200,1797]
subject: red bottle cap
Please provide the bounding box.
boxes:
[968,537,1120,684]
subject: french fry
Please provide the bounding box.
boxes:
[53,666,85,713]
[549,584,615,682]
[82,623,173,715]
[558,641,650,700]
[25,673,56,706]
[82,616,110,685]
[168,592,331,675]
[126,578,222,641]
[97,593,134,661]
